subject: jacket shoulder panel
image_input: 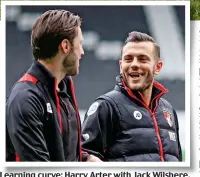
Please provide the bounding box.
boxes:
[159,97,173,109]
[7,81,46,120]
[97,90,124,116]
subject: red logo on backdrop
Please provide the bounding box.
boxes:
[163,110,173,127]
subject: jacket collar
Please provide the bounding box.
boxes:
[27,61,73,91]
[27,60,56,88]
[114,75,168,110]
[26,61,73,95]
[25,60,79,110]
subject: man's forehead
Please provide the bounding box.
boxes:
[122,41,155,55]
[78,26,83,40]
[74,26,83,42]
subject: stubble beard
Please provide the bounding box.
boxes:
[123,73,153,93]
[62,51,78,76]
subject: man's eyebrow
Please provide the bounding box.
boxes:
[138,54,149,57]
[123,54,133,57]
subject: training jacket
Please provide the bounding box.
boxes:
[6,61,88,161]
[82,75,182,162]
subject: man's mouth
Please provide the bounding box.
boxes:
[129,73,144,78]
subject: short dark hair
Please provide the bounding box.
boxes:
[31,9,82,60]
[123,31,160,59]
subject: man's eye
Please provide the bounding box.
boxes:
[139,57,148,62]
[125,57,132,61]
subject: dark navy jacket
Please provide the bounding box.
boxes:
[82,75,182,162]
[6,61,87,161]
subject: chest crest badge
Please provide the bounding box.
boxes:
[163,110,173,127]
[133,110,142,120]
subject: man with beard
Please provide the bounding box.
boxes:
[6,9,100,162]
[81,31,182,162]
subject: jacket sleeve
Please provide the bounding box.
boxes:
[173,109,182,161]
[6,86,50,161]
[81,99,115,161]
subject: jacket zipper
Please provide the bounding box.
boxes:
[54,79,63,133]
[69,77,82,161]
[121,79,165,162]
[54,77,82,161]
[152,92,166,162]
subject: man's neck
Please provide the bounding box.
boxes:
[139,85,153,107]
[38,59,65,89]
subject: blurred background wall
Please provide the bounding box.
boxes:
[6,5,186,156]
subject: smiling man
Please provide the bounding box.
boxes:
[81,31,182,162]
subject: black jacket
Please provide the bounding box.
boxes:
[82,75,182,161]
[6,61,87,161]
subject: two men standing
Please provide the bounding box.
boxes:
[6,9,182,162]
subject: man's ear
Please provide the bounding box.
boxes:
[154,60,163,75]
[60,39,71,54]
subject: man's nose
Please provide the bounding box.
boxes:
[81,47,84,57]
[130,57,140,68]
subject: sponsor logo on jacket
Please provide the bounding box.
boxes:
[163,110,173,127]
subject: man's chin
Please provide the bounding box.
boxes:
[66,68,79,76]
[128,83,143,91]
[130,88,142,92]
[70,71,78,76]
